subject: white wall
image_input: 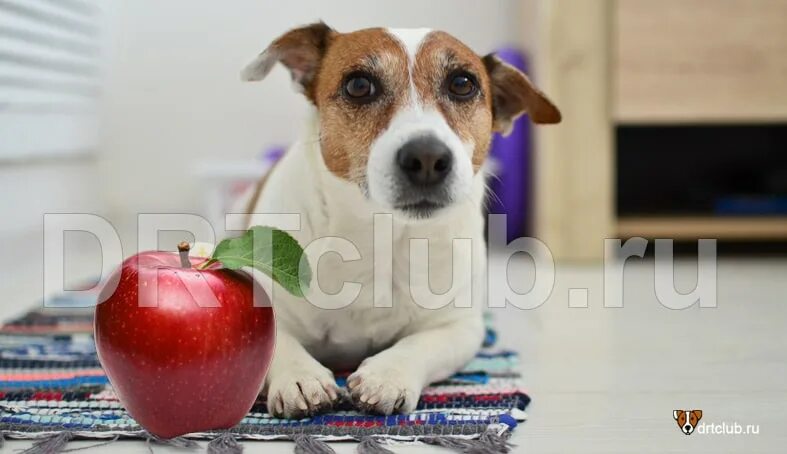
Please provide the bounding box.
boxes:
[97,0,536,218]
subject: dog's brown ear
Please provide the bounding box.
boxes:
[692,410,703,421]
[482,54,561,134]
[241,21,336,100]
[673,410,681,421]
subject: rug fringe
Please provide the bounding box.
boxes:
[420,431,512,454]
[207,432,243,454]
[19,431,73,454]
[478,430,514,452]
[146,433,200,450]
[293,434,336,454]
[62,435,121,452]
[356,436,395,454]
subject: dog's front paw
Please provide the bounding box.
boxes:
[265,364,340,419]
[347,361,421,415]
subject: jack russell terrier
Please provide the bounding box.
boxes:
[239,22,561,418]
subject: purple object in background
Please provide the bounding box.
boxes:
[259,145,286,165]
[486,48,534,241]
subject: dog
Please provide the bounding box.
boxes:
[673,410,703,435]
[239,22,560,418]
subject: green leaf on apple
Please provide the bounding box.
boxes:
[203,226,311,297]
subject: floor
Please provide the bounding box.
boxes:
[2,240,786,453]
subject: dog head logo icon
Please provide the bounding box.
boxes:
[673,409,703,435]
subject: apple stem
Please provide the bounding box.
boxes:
[177,241,191,268]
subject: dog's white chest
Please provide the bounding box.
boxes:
[249,134,485,369]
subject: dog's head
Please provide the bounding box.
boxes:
[242,22,560,219]
[673,409,703,435]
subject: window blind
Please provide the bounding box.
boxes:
[0,0,102,161]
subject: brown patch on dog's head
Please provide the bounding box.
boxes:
[243,23,410,183]
[311,28,410,183]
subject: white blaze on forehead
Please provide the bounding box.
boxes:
[385,28,432,62]
[385,28,432,106]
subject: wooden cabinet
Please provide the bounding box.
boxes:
[615,0,787,122]
[534,0,787,260]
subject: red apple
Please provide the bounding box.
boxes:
[95,248,274,438]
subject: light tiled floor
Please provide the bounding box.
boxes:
[2,238,786,453]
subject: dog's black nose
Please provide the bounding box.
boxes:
[684,425,691,432]
[396,136,453,186]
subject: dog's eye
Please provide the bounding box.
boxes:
[346,77,372,97]
[447,73,477,100]
[343,73,378,103]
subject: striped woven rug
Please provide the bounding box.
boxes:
[0,309,528,453]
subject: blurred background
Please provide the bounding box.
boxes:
[1,1,786,451]
[2,0,786,264]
